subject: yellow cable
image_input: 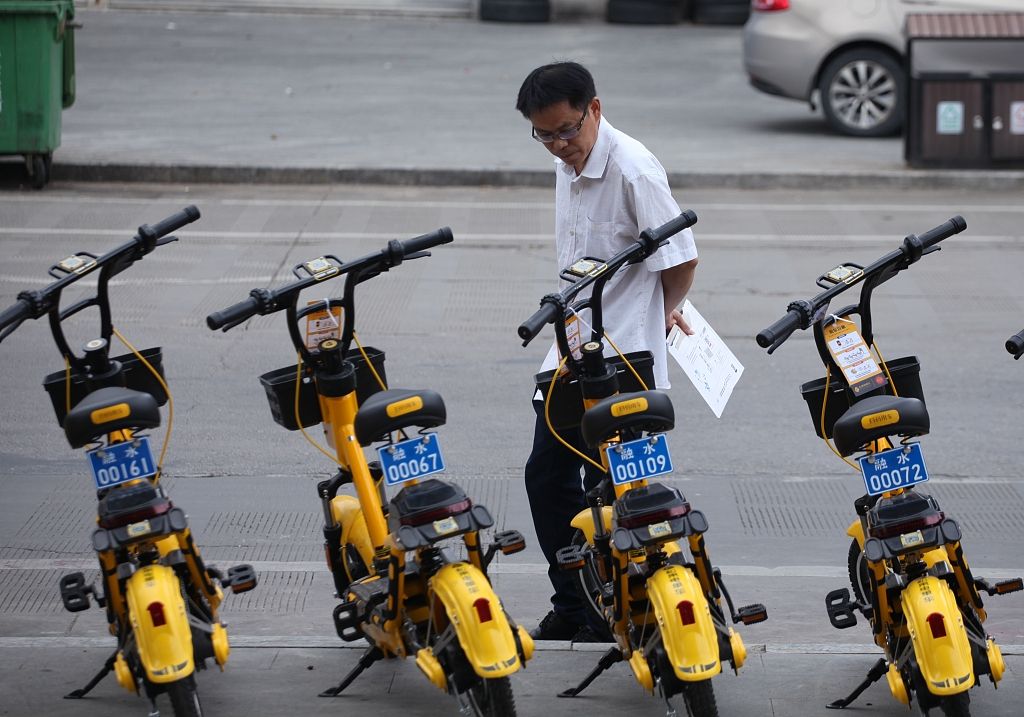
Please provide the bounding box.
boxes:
[112,328,173,484]
[873,342,898,397]
[353,332,387,391]
[293,354,345,467]
[544,356,606,473]
[820,363,860,471]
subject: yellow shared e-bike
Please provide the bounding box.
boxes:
[756,216,1022,717]
[0,207,256,717]
[517,211,766,717]
[206,228,532,716]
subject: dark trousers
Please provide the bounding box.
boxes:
[524,401,605,626]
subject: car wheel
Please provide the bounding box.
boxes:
[819,48,904,137]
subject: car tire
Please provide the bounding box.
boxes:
[692,0,749,25]
[607,0,680,24]
[479,0,550,22]
[819,48,904,137]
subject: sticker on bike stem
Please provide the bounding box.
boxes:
[606,434,673,486]
[858,443,929,497]
[304,300,342,350]
[87,437,157,490]
[378,433,446,486]
[823,319,886,397]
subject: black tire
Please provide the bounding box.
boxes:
[692,0,749,25]
[28,154,49,189]
[847,539,870,605]
[166,675,203,717]
[682,678,719,717]
[937,691,971,717]
[570,529,605,629]
[607,0,680,25]
[479,0,550,22]
[470,676,517,717]
[819,48,904,137]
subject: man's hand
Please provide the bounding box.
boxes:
[666,307,693,336]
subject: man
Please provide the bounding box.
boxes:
[516,61,699,641]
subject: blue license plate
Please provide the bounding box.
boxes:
[378,433,446,486]
[606,435,673,486]
[87,437,158,490]
[858,443,929,496]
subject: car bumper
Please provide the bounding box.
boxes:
[742,12,831,102]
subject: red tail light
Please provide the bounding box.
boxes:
[677,600,696,626]
[147,601,167,627]
[870,512,944,539]
[753,0,790,11]
[617,504,689,530]
[473,598,493,623]
[926,612,947,639]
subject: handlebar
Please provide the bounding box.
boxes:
[517,211,699,346]
[0,299,32,334]
[138,205,201,247]
[756,216,966,354]
[1008,330,1024,359]
[207,228,454,334]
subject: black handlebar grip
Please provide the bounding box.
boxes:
[1007,331,1024,356]
[642,210,699,246]
[518,301,561,344]
[206,295,261,331]
[401,227,454,256]
[916,215,966,250]
[143,205,202,240]
[0,299,31,332]
[756,310,802,349]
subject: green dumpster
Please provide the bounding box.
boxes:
[0,0,76,188]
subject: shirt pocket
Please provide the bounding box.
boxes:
[584,217,630,256]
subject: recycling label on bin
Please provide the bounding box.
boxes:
[937,101,964,135]
[1012,102,1024,135]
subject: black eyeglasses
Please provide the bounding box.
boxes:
[532,109,588,144]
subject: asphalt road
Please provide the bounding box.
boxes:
[0,182,1022,716]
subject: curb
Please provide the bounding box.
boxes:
[102,1,473,19]
[46,162,1024,190]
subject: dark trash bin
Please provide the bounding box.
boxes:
[480,0,550,22]
[905,13,1024,169]
[0,0,76,188]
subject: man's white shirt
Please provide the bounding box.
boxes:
[538,117,697,389]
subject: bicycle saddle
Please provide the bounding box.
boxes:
[353,388,446,446]
[831,394,929,457]
[64,386,161,449]
[579,390,675,449]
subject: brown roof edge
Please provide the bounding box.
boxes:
[906,12,1024,39]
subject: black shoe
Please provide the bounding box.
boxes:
[571,624,613,643]
[529,610,581,641]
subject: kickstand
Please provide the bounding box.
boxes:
[826,658,888,709]
[319,646,383,697]
[64,650,118,699]
[558,647,623,698]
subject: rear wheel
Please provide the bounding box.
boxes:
[681,679,719,717]
[937,691,971,717]
[847,539,870,605]
[166,675,203,717]
[570,529,605,628]
[456,676,516,717]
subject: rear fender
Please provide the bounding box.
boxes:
[647,565,721,682]
[902,576,974,697]
[125,564,194,684]
[429,563,522,678]
[331,495,375,570]
[569,507,613,545]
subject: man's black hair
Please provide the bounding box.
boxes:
[516,62,596,118]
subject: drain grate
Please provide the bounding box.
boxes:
[732,479,856,537]
[923,482,1024,539]
[221,571,315,614]
[203,510,321,539]
[0,569,87,614]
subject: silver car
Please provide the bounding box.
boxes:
[743,0,1021,136]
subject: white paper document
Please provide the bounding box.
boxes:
[666,300,744,418]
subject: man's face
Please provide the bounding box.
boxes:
[528,98,601,172]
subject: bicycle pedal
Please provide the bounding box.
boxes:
[736,603,768,625]
[225,564,257,594]
[825,588,858,630]
[332,600,364,642]
[993,577,1024,596]
[555,544,585,571]
[493,530,526,556]
[58,572,92,613]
